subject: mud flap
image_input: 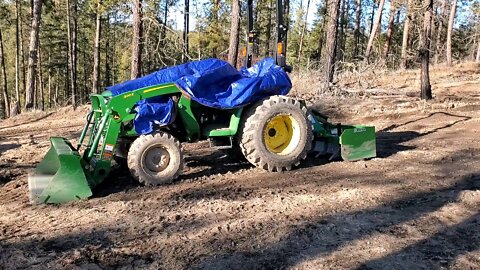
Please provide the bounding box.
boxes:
[339,126,376,161]
[28,137,92,204]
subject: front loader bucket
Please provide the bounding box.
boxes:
[339,126,377,161]
[28,137,92,204]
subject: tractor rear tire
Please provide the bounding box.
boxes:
[127,132,184,186]
[239,95,313,172]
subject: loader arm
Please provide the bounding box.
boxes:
[79,83,203,185]
[28,83,202,203]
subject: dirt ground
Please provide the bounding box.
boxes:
[1,63,479,270]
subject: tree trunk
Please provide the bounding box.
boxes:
[369,1,376,35]
[105,14,111,86]
[47,51,51,108]
[112,13,117,84]
[131,0,143,79]
[472,39,477,61]
[183,0,190,61]
[24,0,42,110]
[211,0,220,58]
[228,0,241,67]
[37,46,44,110]
[316,1,328,61]
[83,44,88,97]
[161,0,168,43]
[383,0,396,59]
[15,0,21,108]
[298,0,312,65]
[265,0,273,56]
[0,28,9,118]
[336,0,346,62]
[92,0,102,94]
[67,0,72,105]
[446,0,457,66]
[420,0,433,100]
[365,0,385,59]
[20,4,26,102]
[476,41,480,63]
[354,0,361,58]
[67,0,77,108]
[401,0,412,69]
[64,53,68,105]
[322,0,341,91]
[72,0,77,105]
[434,0,446,64]
[283,0,290,59]
[54,70,59,106]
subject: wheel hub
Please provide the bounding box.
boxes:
[268,128,277,137]
[264,114,300,155]
[144,147,171,173]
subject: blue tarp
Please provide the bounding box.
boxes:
[108,58,292,134]
[133,96,175,135]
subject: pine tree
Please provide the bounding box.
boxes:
[434,0,447,64]
[92,0,102,94]
[298,0,312,66]
[383,0,396,59]
[0,27,9,118]
[25,0,43,110]
[131,0,143,79]
[354,0,362,58]
[365,0,385,59]
[15,0,21,110]
[420,0,433,100]
[446,0,457,66]
[228,0,240,67]
[476,42,480,62]
[323,0,341,91]
[401,0,413,68]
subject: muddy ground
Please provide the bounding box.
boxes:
[0,64,479,269]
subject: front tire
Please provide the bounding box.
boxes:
[127,132,184,185]
[240,96,313,172]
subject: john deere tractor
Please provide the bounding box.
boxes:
[28,0,376,204]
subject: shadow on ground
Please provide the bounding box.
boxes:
[1,228,157,269]
[357,212,480,269]
[0,162,34,186]
[92,151,252,199]
[0,143,21,155]
[376,112,471,158]
[195,174,480,269]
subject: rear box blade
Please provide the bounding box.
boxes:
[339,126,377,161]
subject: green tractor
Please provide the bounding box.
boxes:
[28,0,376,204]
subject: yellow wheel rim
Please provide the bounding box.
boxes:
[264,114,301,155]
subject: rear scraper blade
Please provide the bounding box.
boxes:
[339,126,377,161]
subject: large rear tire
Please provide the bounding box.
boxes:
[240,95,313,172]
[127,132,183,185]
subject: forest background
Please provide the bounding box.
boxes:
[0,0,478,118]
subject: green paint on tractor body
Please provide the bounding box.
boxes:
[28,82,377,204]
[339,126,376,161]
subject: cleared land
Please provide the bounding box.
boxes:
[1,63,479,269]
